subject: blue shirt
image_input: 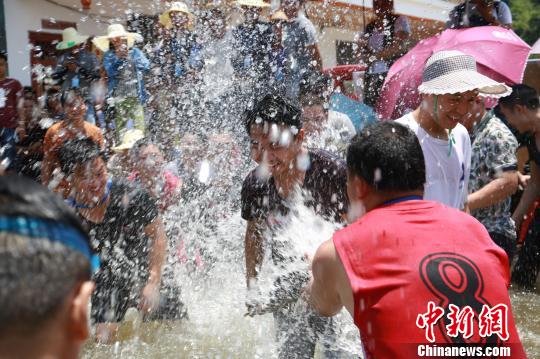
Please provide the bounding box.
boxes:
[103,48,150,104]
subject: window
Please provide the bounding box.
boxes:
[336,40,358,65]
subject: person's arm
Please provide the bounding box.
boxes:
[140,217,167,314]
[307,239,344,316]
[102,51,123,79]
[513,161,540,230]
[41,129,55,186]
[132,48,151,72]
[468,171,519,211]
[245,219,265,288]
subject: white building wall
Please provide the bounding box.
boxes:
[4,0,110,86]
[318,27,357,68]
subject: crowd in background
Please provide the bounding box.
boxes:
[2,0,540,358]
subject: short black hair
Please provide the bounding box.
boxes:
[0,175,91,335]
[244,94,302,135]
[0,52,7,62]
[499,84,539,111]
[347,121,425,192]
[61,87,85,107]
[58,137,105,176]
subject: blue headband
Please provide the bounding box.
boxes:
[0,216,100,273]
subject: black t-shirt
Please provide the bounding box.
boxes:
[241,149,348,225]
[86,179,158,280]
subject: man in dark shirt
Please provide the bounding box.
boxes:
[241,94,348,358]
[58,138,167,343]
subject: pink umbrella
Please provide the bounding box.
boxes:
[376,26,531,120]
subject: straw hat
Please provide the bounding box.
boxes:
[92,24,143,53]
[159,2,195,30]
[418,50,511,98]
[112,129,144,152]
[237,0,270,8]
[56,27,89,50]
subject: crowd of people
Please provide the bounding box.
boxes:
[0,0,538,358]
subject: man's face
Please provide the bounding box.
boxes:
[111,37,128,51]
[249,123,265,164]
[0,58,7,77]
[461,96,485,132]
[261,123,303,177]
[302,103,328,135]
[64,95,87,122]
[499,105,535,134]
[23,96,34,119]
[281,0,301,18]
[170,11,189,29]
[135,144,165,175]
[72,157,108,205]
[425,91,479,130]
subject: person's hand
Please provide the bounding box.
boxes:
[517,172,531,190]
[244,300,266,317]
[139,281,160,315]
[15,126,26,141]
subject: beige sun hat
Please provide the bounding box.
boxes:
[92,24,143,53]
[159,2,195,30]
[270,10,288,22]
[112,129,144,152]
[237,0,270,8]
[56,27,89,50]
[418,50,511,98]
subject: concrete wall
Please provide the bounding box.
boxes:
[4,0,111,86]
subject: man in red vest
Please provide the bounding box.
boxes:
[307,121,526,358]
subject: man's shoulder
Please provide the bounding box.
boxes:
[242,167,270,195]
[395,112,417,130]
[487,117,518,143]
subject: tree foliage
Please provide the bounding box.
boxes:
[509,0,540,45]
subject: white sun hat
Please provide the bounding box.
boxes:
[237,0,270,8]
[56,27,89,50]
[112,129,144,152]
[418,50,511,98]
[92,24,143,53]
[159,2,195,30]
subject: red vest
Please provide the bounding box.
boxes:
[333,200,526,359]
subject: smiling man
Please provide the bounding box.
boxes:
[396,50,510,209]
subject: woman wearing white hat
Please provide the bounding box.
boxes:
[53,27,101,125]
[93,24,149,142]
[396,50,510,210]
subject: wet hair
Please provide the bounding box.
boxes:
[347,121,425,192]
[499,84,539,111]
[244,94,302,135]
[0,175,91,336]
[61,88,85,107]
[58,137,106,176]
[0,52,7,62]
